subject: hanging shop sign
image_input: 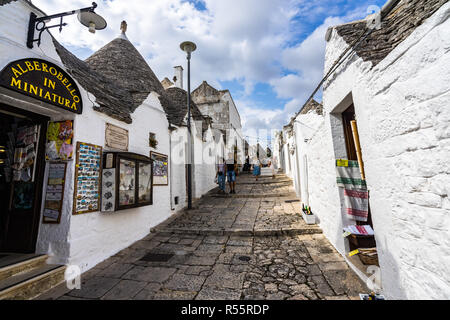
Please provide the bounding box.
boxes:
[105,123,128,151]
[0,58,82,114]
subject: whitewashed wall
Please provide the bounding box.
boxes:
[0,0,174,272]
[317,2,450,299]
[169,126,187,211]
[222,92,245,166]
[1,0,81,264]
[193,122,216,198]
[282,129,295,178]
[67,93,172,272]
[292,110,325,205]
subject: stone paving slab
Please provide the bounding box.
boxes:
[37,174,368,300]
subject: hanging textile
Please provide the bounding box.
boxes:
[344,188,369,222]
[335,159,367,190]
[336,159,368,221]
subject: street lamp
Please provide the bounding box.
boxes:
[27,2,107,49]
[180,41,197,209]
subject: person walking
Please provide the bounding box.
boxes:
[225,153,236,194]
[216,157,226,194]
[252,157,261,181]
[269,160,275,179]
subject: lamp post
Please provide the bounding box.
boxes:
[180,41,197,209]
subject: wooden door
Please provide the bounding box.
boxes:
[342,104,358,161]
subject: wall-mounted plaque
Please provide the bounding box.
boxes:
[150,151,168,186]
[105,123,128,151]
[0,59,82,113]
[73,142,102,215]
[43,162,67,223]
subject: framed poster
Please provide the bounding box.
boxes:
[150,151,168,186]
[43,162,67,223]
[73,142,102,215]
[45,120,74,161]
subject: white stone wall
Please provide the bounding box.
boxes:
[193,124,217,198]
[0,0,82,264]
[282,129,295,179]
[169,126,188,211]
[314,2,450,299]
[292,110,325,205]
[0,0,171,272]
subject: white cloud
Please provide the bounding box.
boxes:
[31,0,371,134]
[33,0,295,92]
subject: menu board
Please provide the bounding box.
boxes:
[46,120,74,161]
[43,162,67,223]
[150,152,168,185]
[73,142,102,215]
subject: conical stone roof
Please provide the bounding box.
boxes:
[85,22,165,108]
[164,86,205,127]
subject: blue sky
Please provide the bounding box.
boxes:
[34,0,386,142]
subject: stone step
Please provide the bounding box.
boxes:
[152,226,322,237]
[208,192,298,199]
[236,180,292,185]
[0,263,66,300]
[0,254,48,281]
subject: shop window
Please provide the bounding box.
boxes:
[102,152,152,211]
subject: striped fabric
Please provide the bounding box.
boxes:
[344,189,369,221]
[336,159,369,221]
[335,160,367,190]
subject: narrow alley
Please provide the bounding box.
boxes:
[38,173,367,300]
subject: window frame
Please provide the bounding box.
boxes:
[108,152,153,211]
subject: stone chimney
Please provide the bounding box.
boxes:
[120,21,127,33]
[173,66,183,89]
[119,21,128,40]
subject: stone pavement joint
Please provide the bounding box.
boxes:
[36,173,368,300]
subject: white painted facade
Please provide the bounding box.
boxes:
[0,0,219,273]
[286,2,450,299]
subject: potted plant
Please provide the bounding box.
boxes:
[302,204,316,224]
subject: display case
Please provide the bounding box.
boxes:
[101,152,153,212]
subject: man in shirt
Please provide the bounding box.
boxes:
[225,153,236,194]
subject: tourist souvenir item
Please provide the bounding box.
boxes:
[46,120,74,161]
[43,162,67,223]
[73,142,102,214]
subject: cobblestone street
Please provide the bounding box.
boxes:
[38,174,367,300]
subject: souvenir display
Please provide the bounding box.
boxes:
[119,159,135,205]
[43,162,67,223]
[46,120,74,161]
[138,162,152,203]
[150,151,168,185]
[101,168,115,212]
[12,124,39,182]
[73,142,102,214]
[101,152,152,211]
